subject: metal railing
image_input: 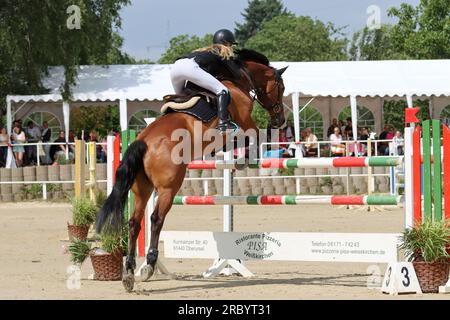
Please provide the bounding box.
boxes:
[260,139,402,158]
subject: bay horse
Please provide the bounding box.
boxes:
[96,56,288,291]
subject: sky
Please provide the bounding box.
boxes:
[118,0,420,61]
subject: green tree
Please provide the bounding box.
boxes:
[245,15,348,61]
[158,34,213,64]
[0,0,131,122]
[349,25,405,60]
[251,102,270,128]
[388,0,450,59]
[383,100,431,132]
[234,0,288,45]
[70,105,120,138]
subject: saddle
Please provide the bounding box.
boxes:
[161,82,219,123]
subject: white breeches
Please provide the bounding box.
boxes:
[170,58,228,95]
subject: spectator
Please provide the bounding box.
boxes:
[68,130,76,155]
[359,127,369,155]
[11,126,26,167]
[344,117,353,136]
[304,128,318,157]
[86,130,105,162]
[327,118,339,138]
[284,120,295,142]
[0,127,8,167]
[385,126,395,155]
[330,127,345,157]
[41,121,52,164]
[25,121,41,165]
[393,130,404,155]
[378,125,390,155]
[339,120,346,137]
[50,131,67,164]
[279,129,288,149]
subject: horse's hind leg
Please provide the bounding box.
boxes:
[143,187,179,280]
[122,173,153,292]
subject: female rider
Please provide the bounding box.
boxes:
[170,29,241,134]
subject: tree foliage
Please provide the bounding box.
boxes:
[234,0,288,45]
[388,0,450,59]
[70,105,120,138]
[158,34,213,64]
[245,15,348,61]
[352,0,450,60]
[349,25,405,60]
[0,0,131,122]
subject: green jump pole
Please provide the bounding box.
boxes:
[432,120,442,221]
[128,130,136,221]
[121,130,130,223]
[422,120,432,220]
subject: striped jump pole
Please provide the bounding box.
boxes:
[188,157,401,170]
[173,195,402,206]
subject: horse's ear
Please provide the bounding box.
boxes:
[277,66,288,76]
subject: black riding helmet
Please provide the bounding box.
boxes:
[213,29,237,46]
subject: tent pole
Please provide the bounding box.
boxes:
[350,96,358,156]
[120,98,128,131]
[6,97,12,137]
[62,101,71,160]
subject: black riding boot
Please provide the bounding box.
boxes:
[216,90,237,134]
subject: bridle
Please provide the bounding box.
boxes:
[241,66,284,116]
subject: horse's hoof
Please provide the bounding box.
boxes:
[141,265,154,282]
[122,271,135,292]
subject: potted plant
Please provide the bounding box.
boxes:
[89,231,125,281]
[399,219,450,293]
[67,197,98,241]
[68,230,125,281]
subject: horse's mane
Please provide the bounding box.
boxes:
[235,49,270,67]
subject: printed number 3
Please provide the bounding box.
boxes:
[401,267,410,287]
[385,266,392,286]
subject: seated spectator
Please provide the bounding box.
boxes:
[279,129,288,149]
[68,130,76,155]
[304,128,318,157]
[327,118,339,138]
[392,130,404,155]
[348,141,365,157]
[11,126,26,167]
[50,131,67,164]
[330,127,345,157]
[284,120,295,142]
[344,117,353,137]
[378,125,390,155]
[0,127,8,167]
[385,126,395,155]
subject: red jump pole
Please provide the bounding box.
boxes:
[113,133,121,183]
[413,126,422,226]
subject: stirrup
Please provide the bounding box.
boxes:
[217,121,239,135]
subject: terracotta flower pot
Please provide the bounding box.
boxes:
[90,249,123,281]
[67,223,90,241]
[413,261,449,293]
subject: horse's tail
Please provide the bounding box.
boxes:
[96,140,148,234]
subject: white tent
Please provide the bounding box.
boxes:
[6,59,450,143]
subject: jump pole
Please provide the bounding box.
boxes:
[188,156,401,170]
[173,195,403,206]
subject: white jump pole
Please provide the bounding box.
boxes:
[404,127,414,229]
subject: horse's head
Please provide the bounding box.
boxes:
[243,61,287,129]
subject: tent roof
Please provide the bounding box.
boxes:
[7,59,450,103]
